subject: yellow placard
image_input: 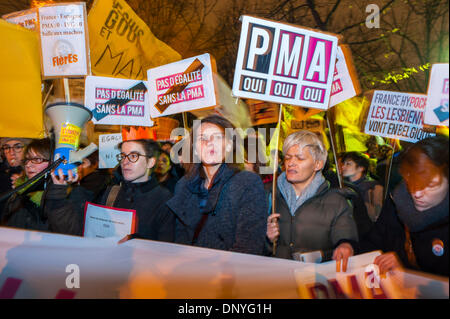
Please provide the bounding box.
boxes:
[88,0,181,80]
[0,20,44,138]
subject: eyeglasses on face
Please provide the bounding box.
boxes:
[24,157,49,165]
[116,152,150,163]
[1,144,25,152]
[196,134,225,144]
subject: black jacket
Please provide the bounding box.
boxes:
[45,173,174,242]
[359,182,449,277]
[1,177,48,231]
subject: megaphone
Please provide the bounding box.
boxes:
[45,102,93,175]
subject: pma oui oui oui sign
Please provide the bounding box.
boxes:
[232,16,339,110]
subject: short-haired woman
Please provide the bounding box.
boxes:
[165,115,268,255]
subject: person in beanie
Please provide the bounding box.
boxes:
[266,130,358,270]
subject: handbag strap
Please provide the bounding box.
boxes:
[105,185,121,207]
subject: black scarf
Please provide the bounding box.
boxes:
[393,181,449,232]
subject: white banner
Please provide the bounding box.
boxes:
[364,90,434,143]
[424,63,449,127]
[0,227,447,299]
[85,75,153,126]
[232,16,338,110]
[98,133,122,169]
[147,53,217,118]
[38,3,90,78]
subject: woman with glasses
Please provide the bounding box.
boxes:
[45,139,175,242]
[165,115,268,255]
[1,138,51,230]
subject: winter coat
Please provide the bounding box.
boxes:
[1,177,48,231]
[45,173,174,242]
[166,164,268,255]
[267,175,358,261]
[359,181,449,277]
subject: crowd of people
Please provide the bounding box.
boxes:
[0,114,448,278]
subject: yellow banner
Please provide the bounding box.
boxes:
[0,20,44,138]
[88,0,181,80]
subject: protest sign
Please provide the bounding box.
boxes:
[147,53,218,118]
[329,45,361,107]
[247,100,280,126]
[85,75,153,126]
[0,20,43,138]
[98,133,122,169]
[0,227,447,299]
[88,0,181,80]
[424,63,449,127]
[232,16,338,110]
[38,2,90,78]
[364,90,434,143]
[83,202,136,239]
[2,8,38,31]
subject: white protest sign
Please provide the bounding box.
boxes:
[83,202,136,239]
[2,8,38,31]
[98,133,122,169]
[147,53,217,118]
[232,16,338,110]
[364,90,434,143]
[295,251,449,299]
[38,3,90,78]
[85,76,153,126]
[329,45,361,107]
[424,63,449,127]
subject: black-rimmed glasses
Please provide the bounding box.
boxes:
[1,144,25,153]
[116,152,150,163]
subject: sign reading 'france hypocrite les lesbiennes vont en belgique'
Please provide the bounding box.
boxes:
[364,90,434,143]
[232,15,339,110]
[84,75,153,127]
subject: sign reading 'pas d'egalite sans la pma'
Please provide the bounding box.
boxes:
[147,53,218,118]
[232,16,339,110]
[38,2,90,78]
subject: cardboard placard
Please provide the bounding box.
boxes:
[38,2,90,78]
[364,90,435,143]
[98,133,122,169]
[147,53,218,118]
[329,45,361,107]
[2,8,38,31]
[424,63,449,127]
[246,99,280,126]
[232,16,339,110]
[85,75,153,126]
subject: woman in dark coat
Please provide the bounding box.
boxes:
[166,115,268,255]
[45,139,174,242]
[359,135,449,277]
[1,138,51,230]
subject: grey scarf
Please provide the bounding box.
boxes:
[278,171,326,216]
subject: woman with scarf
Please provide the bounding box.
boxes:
[165,115,268,255]
[1,138,51,230]
[358,135,449,277]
